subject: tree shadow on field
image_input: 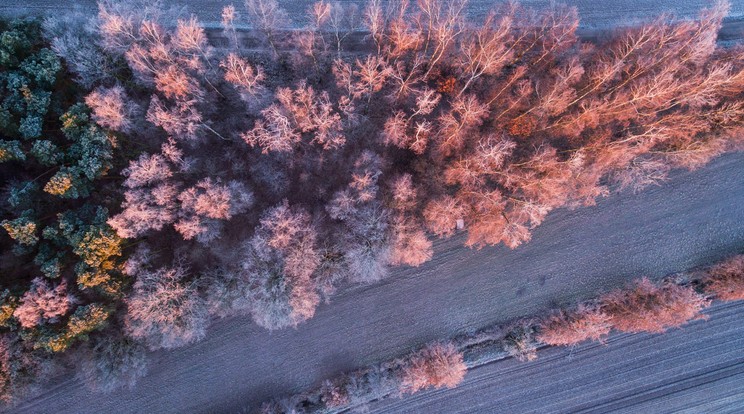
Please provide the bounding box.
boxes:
[319,351,356,381]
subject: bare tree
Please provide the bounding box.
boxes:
[221,53,265,101]
[124,262,207,350]
[0,335,49,403]
[242,82,344,152]
[327,152,392,283]
[44,10,113,88]
[79,335,148,392]
[243,202,321,330]
[85,86,140,133]
[221,5,240,49]
[13,278,74,329]
[244,0,290,57]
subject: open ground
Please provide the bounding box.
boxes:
[2,0,744,28]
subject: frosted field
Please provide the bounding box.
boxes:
[2,1,744,413]
[371,300,744,414]
[2,0,744,27]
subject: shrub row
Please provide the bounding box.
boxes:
[260,254,744,413]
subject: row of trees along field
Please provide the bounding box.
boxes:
[0,0,743,401]
[262,255,744,413]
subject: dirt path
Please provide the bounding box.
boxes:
[369,300,744,414]
[2,0,743,30]
[9,151,744,413]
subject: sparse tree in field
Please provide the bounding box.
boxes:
[244,0,290,57]
[399,342,466,394]
[602,278,709,333]
[703,255,744,301]
[221,5,239,48]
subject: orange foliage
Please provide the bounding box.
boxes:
[601,278,709,334]
[507,116,537,137]
[704,255,744,301]
[538,305,612,346]
[399,342,466,393]
[437,76,456,94]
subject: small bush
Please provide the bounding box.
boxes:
[703,255,744,301]
[319,377,350,408]
[399,342,466,394]
[537,304,612,346]
[502,323,538,361]
[602,278,709,334]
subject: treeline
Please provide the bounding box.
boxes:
[260,254,744,413]
[0,0,743,402]
[0,17,138,402]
